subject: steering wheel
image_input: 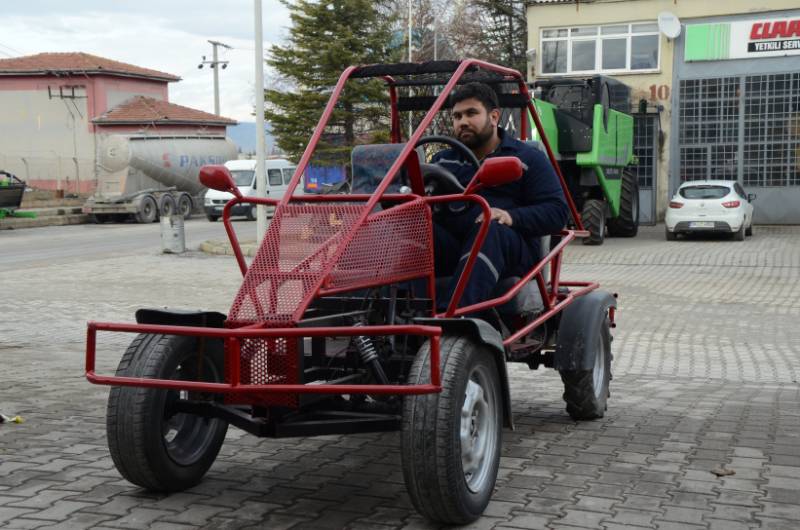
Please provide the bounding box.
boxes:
[414,135,480,196]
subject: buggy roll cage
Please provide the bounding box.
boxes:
[85,59,598,399]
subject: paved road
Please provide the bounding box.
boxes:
[0,218,256,269]
[1,224,799,529]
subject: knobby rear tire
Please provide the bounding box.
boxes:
[607,169,639,237]
[581,199,606,246]
[559,313,612,420]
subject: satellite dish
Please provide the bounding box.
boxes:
[658,11,682,39]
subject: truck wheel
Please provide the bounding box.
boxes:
[607,170,639,237]
[401,335,502,525]
[559,311,611,420]
[106,334,228,491]
[581,199,606,245]
[90,214,109,224]
[135,195,158,224]
[177,194,193,220]
[160,195,177,218]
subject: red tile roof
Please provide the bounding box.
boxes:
[0,52,180,82]
[92,96,236,126]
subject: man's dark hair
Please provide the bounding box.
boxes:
[450,82,499,112]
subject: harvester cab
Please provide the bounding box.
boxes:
[85,59,617,525]
[531,75,639,244]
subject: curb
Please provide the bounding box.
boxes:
[199,239,259,257]
[0,213,89,230]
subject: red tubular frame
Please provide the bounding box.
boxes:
[86,322,442,394]
[85,59,602,399]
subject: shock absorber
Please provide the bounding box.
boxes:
[353,326,389,385]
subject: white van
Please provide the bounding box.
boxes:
[203,158,299,221]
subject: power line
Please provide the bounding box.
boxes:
[0,41,24,56]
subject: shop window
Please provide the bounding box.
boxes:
[540,22,660,75]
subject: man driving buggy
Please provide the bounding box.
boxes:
[431,82,569,312]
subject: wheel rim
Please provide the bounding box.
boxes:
[180,198,191,216]
[460,365,499,494]
[143,199,155,219]
[592,332,606,399]
[162,358,223,466]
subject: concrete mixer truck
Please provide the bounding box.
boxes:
[82,135,237,223]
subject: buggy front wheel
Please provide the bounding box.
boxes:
[401,335,502,525]
[106,333,228,491]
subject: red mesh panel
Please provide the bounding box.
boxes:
[326,199,433,291]
[228,203,364,324]
[224,199,433,407]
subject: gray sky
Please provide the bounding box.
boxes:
[1,1,292,122]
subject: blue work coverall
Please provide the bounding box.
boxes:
[432,127,569,311]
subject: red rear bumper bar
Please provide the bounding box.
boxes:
[86,323,442,395]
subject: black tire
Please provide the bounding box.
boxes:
[106,333,228,491]
[559,312,612,420]
[206,214,219,222]
[401,335,502,525]
[581,199,606,245]
[90,214,109,224]
[177,194,193,220]
[245,204,257,221]
[159,194,177,218]
[665,228,678,241]
[135,195,158,224]
[607,170,639,237]
[745,222,753,237]
[733,224,745,241]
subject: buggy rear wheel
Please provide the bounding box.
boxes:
[559,311,611,420]
[106,333,228,492]
[401,335,502,525]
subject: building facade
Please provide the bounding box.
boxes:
[0,53,234,194]
[527,0,800,223]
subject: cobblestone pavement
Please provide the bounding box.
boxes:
[1,224,799,529]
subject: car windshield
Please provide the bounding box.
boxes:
[679,185,730,199]
[230,170,255,187]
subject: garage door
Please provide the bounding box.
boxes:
[677,73,800,224]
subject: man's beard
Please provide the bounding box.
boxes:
[457,118,494,149]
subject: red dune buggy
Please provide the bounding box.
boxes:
[85,59,616,524]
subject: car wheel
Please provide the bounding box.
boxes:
[733,224,745,241]
[665,228,677,241]
[745,222,753,237]
[245,205,257,221]
[106,334,228,491]
[206,214,219,222]
[401,335,502,525]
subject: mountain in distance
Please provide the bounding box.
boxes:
[226,122,277,155]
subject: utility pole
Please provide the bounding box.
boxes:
[198,40,232,115]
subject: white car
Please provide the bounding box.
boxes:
[665,180,755,241]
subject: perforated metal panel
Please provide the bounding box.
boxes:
[224,198,434,407]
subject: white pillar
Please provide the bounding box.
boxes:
[254,0,267,242]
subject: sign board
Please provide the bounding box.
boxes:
[685,17,800,61]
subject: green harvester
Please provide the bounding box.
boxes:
[529,76,638,245]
